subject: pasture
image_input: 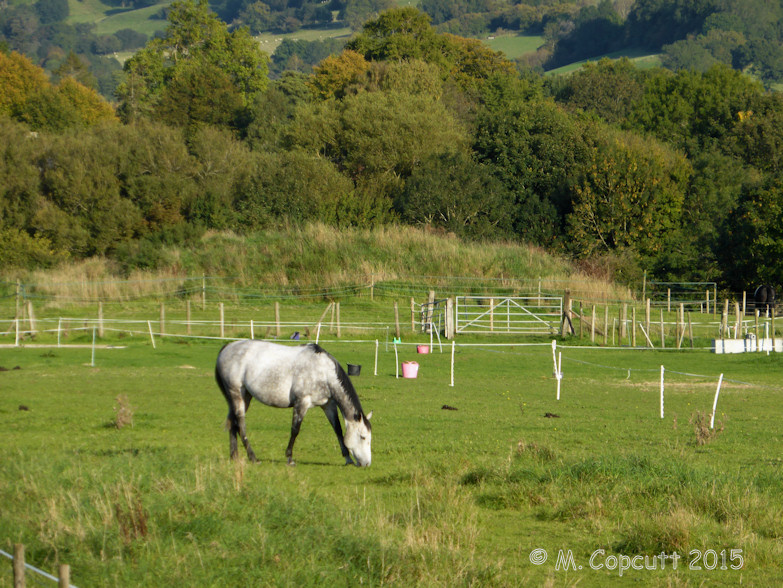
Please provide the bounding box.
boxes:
[66,0,172,37]
[485,34,544,60]
[545,49,663,76]
[2,300,783,586]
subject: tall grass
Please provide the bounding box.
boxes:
[7,224,634,305]
[461,449,783,561]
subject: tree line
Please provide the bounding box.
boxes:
[5,0,783,101]
[1,2,783,293]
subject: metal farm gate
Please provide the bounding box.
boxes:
[455,296,563,335]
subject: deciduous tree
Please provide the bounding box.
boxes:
[396,151,513,239]
[309,50,370,100]
[116,0,268,126]
[0,50,49,117]
[566,126,691,258]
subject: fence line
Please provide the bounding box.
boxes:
[2,275,636,306]
[1,545,76,587]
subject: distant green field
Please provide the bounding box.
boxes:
[547,48,662,75]
[66,0,171,37]
[485,34,544,60]
[257,26,354,57]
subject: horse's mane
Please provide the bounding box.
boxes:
[306,343,370,429]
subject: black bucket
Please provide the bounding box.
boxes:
[347,364,361,376]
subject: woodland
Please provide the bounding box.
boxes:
[1,0,783,292]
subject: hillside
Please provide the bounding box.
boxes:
[13,224,634,303]
[3,3,783,297]
[5,0,783,93]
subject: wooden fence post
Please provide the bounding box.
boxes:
[394,301,400,338]
[603,306,609,346]
[755,310,760,346]
[560,289,573,336]
[410,298,415,334]
[186,300,191,336]
[678,303,685,349]
[58,564,70,588]
[445,298,454,340]
[620,303,627,341]
[426,290,435,332]
[219,303,224,338]
[26,301,36,336]
[688,312,694,348]
[336,302,341,338]
[632,306,637,347]
[15,279,21,323]
[660,309,665,348]
[160,302,165,338]
[714,285,718,317]
[14,543,24,588]
[98,302,104,338]
[317,302,333,330]
[275,302,281,337]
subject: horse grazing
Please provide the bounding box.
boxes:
[215,340,372,466]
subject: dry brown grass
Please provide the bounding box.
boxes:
[6,224,634,305]
[113,395,134,430]
[689,410,725,445]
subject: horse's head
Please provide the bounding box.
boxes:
[344,411,372,467]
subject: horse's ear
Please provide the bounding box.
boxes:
[366,411,373,420]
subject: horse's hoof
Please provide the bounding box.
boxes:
[287,460,296,467]
[344,459,354,466]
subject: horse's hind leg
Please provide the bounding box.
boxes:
[322,400,353,465]
[226,410,240,459]
[224,390,257,462]
[238,390,257,462]
[218,367,251,461]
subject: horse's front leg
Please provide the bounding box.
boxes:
[322,400,354,465]
[286,404,309,466]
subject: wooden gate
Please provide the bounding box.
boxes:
[455,296,562,335]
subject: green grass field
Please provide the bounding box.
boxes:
[546,49,663,76]
[2,297,782,586]
[256,26,354,58]
[485,34,544,60]
[66,0,172,37]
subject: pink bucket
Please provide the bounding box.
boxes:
[401,361,419,378]
[417,345,429,354]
